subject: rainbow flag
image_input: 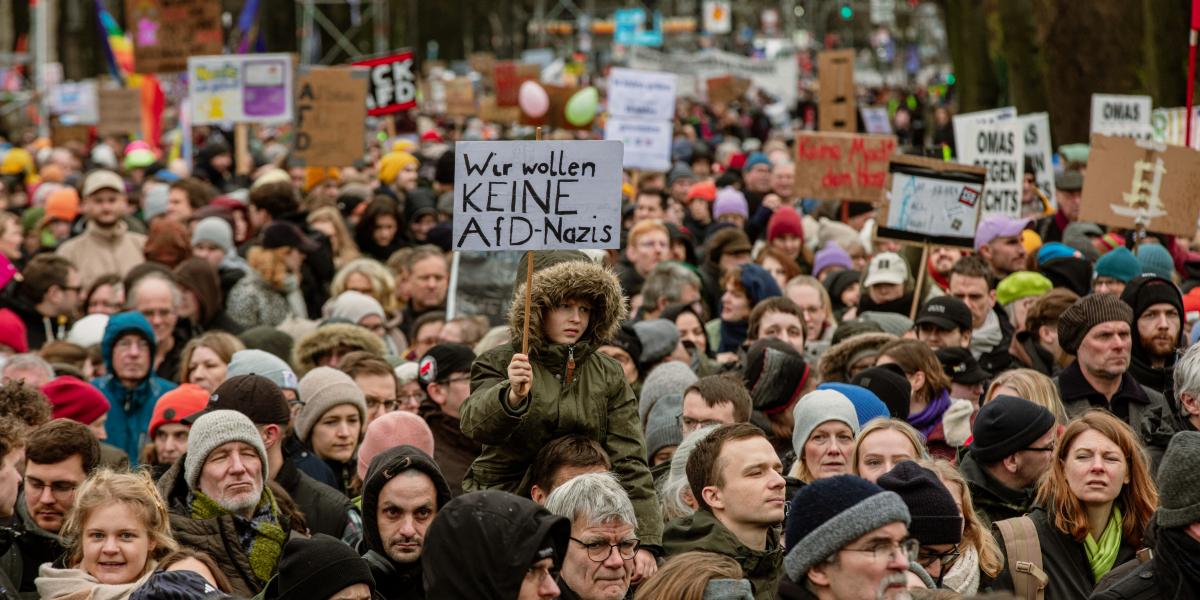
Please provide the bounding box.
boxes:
[94,0,164,152]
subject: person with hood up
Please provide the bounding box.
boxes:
[92,311,177,463]
[715,263,782,360]
[359,445,451,599]
[460,253,663,580]
[422,490,570,599]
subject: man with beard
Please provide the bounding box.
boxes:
[922,246,963,298]
[1120,275,1184,401]
[974,214,1032,280]
[56,170,146,288]
[545,473,640,600]
[359,445,451,599]
[949,256,1013,375]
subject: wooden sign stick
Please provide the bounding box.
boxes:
[521,126,544,354]
[909,242,930,320]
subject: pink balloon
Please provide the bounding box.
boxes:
[518,80,550,118]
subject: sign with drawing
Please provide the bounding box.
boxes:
[876,155,988,248]
[1079,134,1200,237]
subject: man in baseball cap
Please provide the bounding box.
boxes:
[974,214,1034,279]
[860,252,910,314]
[937,347,990,403]
[914,296,973,351]
[57,169,146,288]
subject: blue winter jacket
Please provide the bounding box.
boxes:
[92,311,177,464]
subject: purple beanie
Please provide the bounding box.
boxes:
[713,187,749,219]
[813,242,854,277]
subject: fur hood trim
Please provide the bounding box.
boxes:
[293,323,386,376]
[507,259,627,353]
[817,332,897,383]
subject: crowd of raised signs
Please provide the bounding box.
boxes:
[0,90,1197,600]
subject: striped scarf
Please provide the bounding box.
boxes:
[190,486,287,585]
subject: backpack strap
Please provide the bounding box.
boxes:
[1136,547,1153,563]
[995,516,1049,600]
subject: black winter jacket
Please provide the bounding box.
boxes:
[994,508,1136,600]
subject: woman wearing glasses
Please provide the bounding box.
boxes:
[993,410,1158,600]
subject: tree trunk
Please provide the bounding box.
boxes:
[995,0,1047,113]
[941,0,1001,112]
[1141,0,1189,108]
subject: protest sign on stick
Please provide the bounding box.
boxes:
[706,75,750,106]
[1091,94,1153,140]
[818,49,855,133]
[607,68,676,121]
[127,0,222,73]
[1079,134,1200,237]
[353,51,417,116]
[188,54,294,125]
[953,117,1025,217]
[97,88,143,137]
[793,132,897,202]
[604,117,671,172]
[293,66,368,167]
[1017,113,1055,203]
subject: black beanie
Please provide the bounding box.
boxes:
[418,343,477,391]
[1039,256,1092,297]
[876,461,963,546]
[607,322,644,368]
[744,338,809,414]
[275,533,375,599]
[850,363,911,420]
[969,395,1056,463]
[1120,275,1184,327]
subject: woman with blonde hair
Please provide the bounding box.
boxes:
[226,222,312,329]
[877,339,955,459]
[329,257,399,313]
[850,418,930,483]
[916,458,1004,595]
[986,368,1069,424]
[307,206,360,269]
[993,410,1158,600]
[36,469,178,599]
[178,331,244,392]
[634,551,749,600]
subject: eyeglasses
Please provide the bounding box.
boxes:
[678,414,724,432]
[26,477,80,499]
[398,391,427,403]
[918,545,962,569]
[841,538,919,564]
[1022,444,1056,453]
[366,396,398,412]
[114,337,151,352]
[569,537,640,562]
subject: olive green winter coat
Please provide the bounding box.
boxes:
[663,509,783,600]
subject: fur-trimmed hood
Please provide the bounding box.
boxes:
[293,323,386,376]
[507,258,627,354]
[816,332,897,383]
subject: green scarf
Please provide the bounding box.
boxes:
[190,486,287,585]
[1083,505,1123,581]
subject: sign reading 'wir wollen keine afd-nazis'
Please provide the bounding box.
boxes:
[453,141,623,251]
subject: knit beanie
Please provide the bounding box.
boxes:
[1098,232,1125,254]
[1120,276,1184,329]
[639,361,698,425]
[1057,293,1133,355]
[605,323,643,368]
[142,185,169,221]
[876,461,963,546]
[42,377,109,424]
[295,367,368,442]
[303,167,340,193]
[633,319,680,366]
[667,162,696,186]
[645,392,684,460]
[743,152,772,171]
[813,242,854,277]
[850,364,912,419]
[330,290,386,325]
[713,187,749,219]
[191,216,235,255]
[783,475,911,581]
[1036,242,1082,266]
[996,272,1053,307]
[237,327,295,367]
[1093,247,1140,283]
[739,263,783,304]
[226,349,299,392]
[148,384,210,438]
[767,207,804,243]
[378,149,418,185]
[184,410,270,490]
[816,382,890,426]
[0,309,27,353]
[1062,222,1103,264]
[44,188,80,222]
[1155,430,1200,528]
[791,390,859,460]
[274,533,376,600]
[825,270,861,304]
[357,411,436,480]
[1136,244,1176,279]
[745,338,810,415]
[968,395,1056,463]
[66,314,109,348]
[1040,256,1093,297]
[687,180,717,202]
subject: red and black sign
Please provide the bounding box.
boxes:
[352,50,417,116]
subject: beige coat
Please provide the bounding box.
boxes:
[56,221,146,288]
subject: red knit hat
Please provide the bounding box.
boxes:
[687,180,717,202]
[0,309,27,353]
[42,376,109,425]
[767,206,805,243]
[148,384,210,438]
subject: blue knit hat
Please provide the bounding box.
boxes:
[1036,242,1081,266]
[1093,246,1140,283]
[739,263,783,304]
[816,382,890,426]
[743,152,772,171]
[1136,244,1176,279]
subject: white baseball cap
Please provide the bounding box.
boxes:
[863,252,909,287]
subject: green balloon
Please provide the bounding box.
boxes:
[564,87,599,127]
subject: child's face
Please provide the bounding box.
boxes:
[544,298,593,345]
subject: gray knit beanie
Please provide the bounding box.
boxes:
[645,392,684,461]
[633,319,681,366]
[227,349,299,391]
[184,410,270,490]
[330,291,386,325]
[639,362,698,426]
[790,390,860,461]
[1156,430,1200,528]
[143,186,169,221]
[192,216,235,254]
[1057,293,1133,355]
[295,366,367,442]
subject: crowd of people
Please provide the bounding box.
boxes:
[0,98,1198,600]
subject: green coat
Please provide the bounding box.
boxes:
[664,509,783,600]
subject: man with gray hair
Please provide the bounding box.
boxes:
[1142,341,1200,471]
[546,472,640,600]
[0,354,56,388]
[640,261,703,320]
[127,272,189,381]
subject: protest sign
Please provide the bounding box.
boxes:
[50,120,90,146]
[188,54,294,125]
[1151,107,1200,150]
[479,96,520,123]
[1015,113,1055,202]
[706,75,750,106]
[861,107,892,134]
[702,0,732,33]
[1079,134,1200,237]
[604,117,672,172]
[353,51,417,116]
[293,66,368,167]
[876,154,987,248]
[606,68,676,121]
[97,88,143,137]
[447,250,524,326]
[793,132,898,202]
[951,106,1016,156]
[818,49,855,133]
[629,46,798,106]
[954,117,1025,216]
[494,61,541,107]
[127,0,222,73]
[453,141,623,251]
[48,80,98,125]
[1091,94,1152,140]
[445,78,476,118]
[468,52,497,80]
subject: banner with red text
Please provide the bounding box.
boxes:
[793,132,898,202]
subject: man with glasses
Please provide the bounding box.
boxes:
[545,472,640,600]
[339,351,400,425]
[958,395,1056,530]
[779,475,913,600]
[127,272,189,382]
[680,375,752,435]
[418,343,482,496]
[876,461,963,588]
[92,311,176,463]
[1,419,100,595]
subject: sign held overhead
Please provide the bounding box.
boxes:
[188,54,294,125]
[1079,134,1200,237]
[293,66,368,167]
[353,51,418,116]
[793,132,898,202]
[1091,94,1153,140]
[876,154,988,248]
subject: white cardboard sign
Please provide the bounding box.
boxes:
[1017,112,1055,203]
[606,68,676,121]
[604,117,672,172]
[1091,94,1152,140]
[954,118,1026,217]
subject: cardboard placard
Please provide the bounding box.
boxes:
[493,61,541,107]
[1091,94,1152,140]
[293,66,368,168]
[128,0,223,74]
[188,54,294,125]
[876,154,988,248]
[604,117,672,172]
[445,78,476,118]
[48,80,98,125]
[706,75,751,106]
[352,51,417,116]
[1079,134,1200,237]
[818,49,855,133]
[951,106,1017,152]
[453,140,623,251]
[468,52,497,79]
[50,121,90,147]
[607,67,676,121]
[479,96,520,124]
[954,117,1026,216]
[97,88,144,137]
[1017,113,1055,204]
[793,131,898,202]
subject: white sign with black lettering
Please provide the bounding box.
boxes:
[1091,94,1152,140]
[453,141,623,251]
[604,117,672,172]
[607,68,676,121]
[1017,113,1055,203]
[954,118,1025,217]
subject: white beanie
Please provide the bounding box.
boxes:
[184,410,269,490]
[192,217,235,255]
[295,367,367,442]
[330,291,385,325]
[67,314,110,348]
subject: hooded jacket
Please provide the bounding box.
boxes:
[816,332,897,383]
[0,492,66,598]
[422,490,569,599]
[92,312,176,464]
[360,446,452,600]
[291,323,386,377]
[460,258,664,548]
[663,509,783,600]
[56,220,147,289]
